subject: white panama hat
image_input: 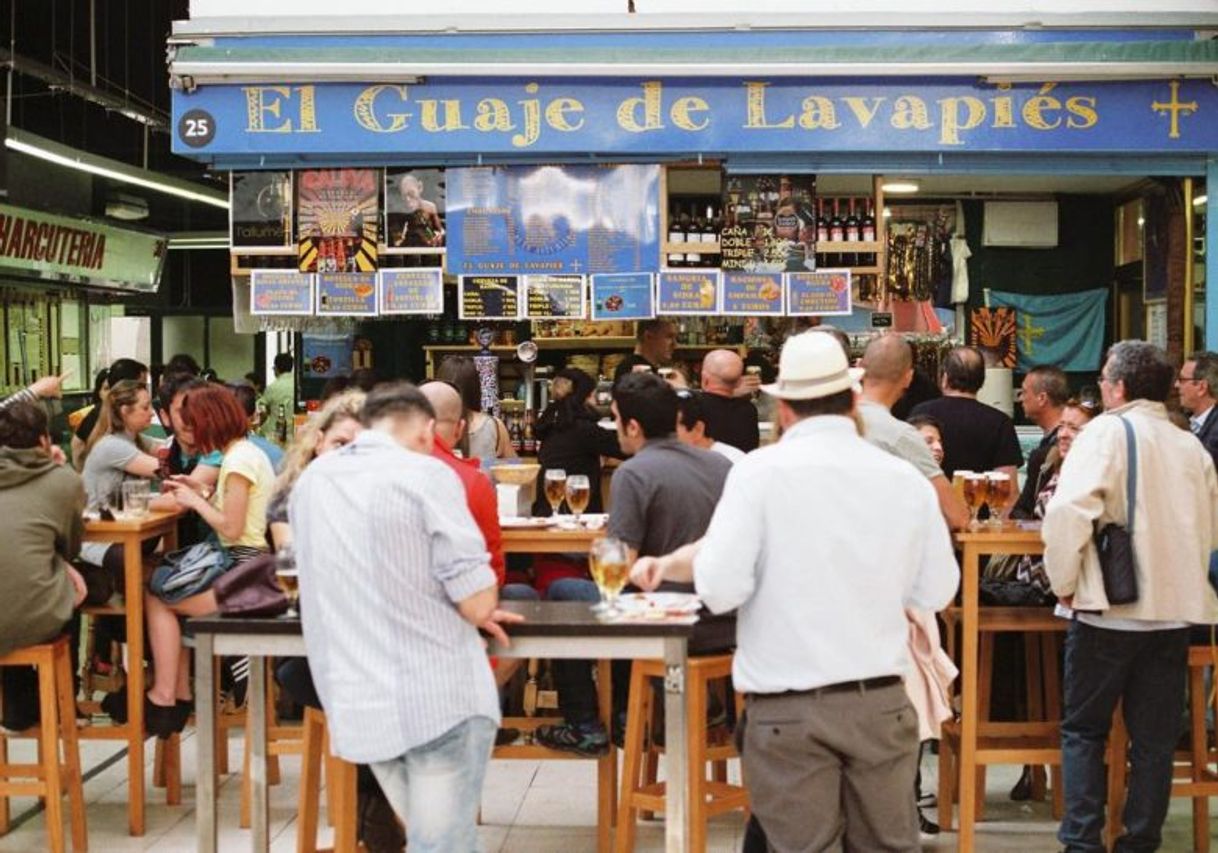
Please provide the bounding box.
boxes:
[762,331,865,401]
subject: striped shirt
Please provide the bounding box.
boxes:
[0,387,38,410]
[289,429,500,763]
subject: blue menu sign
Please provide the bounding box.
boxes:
[447,164,660,276]
[317,272,379,316]
[786,270,853,317]
[379,268,443,315]
[657,270,721,316]
[722,272,785,316]
[590,273,654,321]
[250,270,314,316]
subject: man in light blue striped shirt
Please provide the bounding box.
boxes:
[291,381,516,852]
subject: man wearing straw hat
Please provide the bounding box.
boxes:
[632,331,959,851]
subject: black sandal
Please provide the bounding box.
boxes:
[144,695,180,739]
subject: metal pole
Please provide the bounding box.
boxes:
[89,0,97,87]
[1207,157,1217,350]
[1184,178,1195,356]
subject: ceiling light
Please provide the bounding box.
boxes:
[168,231,229,250]
[105,192,150,221]
[1194,194,1207,207]
[881,181,920,195]
[4,129,229,210]
[882,207,892,219]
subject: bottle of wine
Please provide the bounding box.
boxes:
[861,198,877,268]
[816,197,830,244]
[702,203,718,265]
[667,202,686,268]
[829,198,845,243]
[685,205,703,268]
[844,198,860,267]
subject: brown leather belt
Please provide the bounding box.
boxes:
[750,675,902,701]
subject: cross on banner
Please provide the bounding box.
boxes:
[1019,314,1046,355]
[1151,80,1199,140]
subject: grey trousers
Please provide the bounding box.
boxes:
[741,681,920,853]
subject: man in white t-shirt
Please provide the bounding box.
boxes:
[674,389,746,464]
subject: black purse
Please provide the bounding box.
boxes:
[1094,415,1138,606]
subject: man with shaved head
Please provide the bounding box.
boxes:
[420,381,504,585]
[698,348,760,452]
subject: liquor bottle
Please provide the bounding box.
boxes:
[508,413,523,455]
[861,198,877,268]
[667,203,686,268]
[844,198,860,266]
[685,206,703,268]
[522,409,536,455]
[275,403,288,447]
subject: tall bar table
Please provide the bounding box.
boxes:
[189,601,696,853]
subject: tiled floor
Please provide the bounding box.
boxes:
[0,728,1213,851]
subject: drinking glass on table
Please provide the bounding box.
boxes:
[986,471,1012,528]
[275,546,299,617]
[121,480,151,518]
[589,536,630,618]
[565,474,591,524]
[544,468,567,517]
[962,472,989,531]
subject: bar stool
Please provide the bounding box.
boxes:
[297,706,359,853]
[1107,645,1218,853]
[0,635,87,853]
[614,653,748,853]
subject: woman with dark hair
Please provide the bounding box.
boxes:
[531,367,624,516]
[436,355,514,463]
[142,384,275,736]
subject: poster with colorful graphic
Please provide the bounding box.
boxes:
[460,275,520,321]
[296,169,379,273]
[720,174,818,273]
[785,270,852,316]
[301,334,353,379]
[590,273,654,321]
[524,275,585,320]
[384,168,445,256]
[722,272,784,316]
[231,171,293,248]
[379,269,444,315]
[969,307,1018,368]
[250,270,314,315]
[657,270,721,316]
[316,272,378,316]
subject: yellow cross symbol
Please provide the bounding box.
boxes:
[1151,80,1198,140]
[1019,314,1046,355]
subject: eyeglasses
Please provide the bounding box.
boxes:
[1177,374,1203,383]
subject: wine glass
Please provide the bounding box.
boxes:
[565,475,591,525]
[589,537,630,618]
[544,469,567,518]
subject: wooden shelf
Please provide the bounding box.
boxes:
[662,241,721,254]
[815,240,882,253]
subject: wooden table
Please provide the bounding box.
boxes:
[501,523,605,554]
[949,523,1046,851]
[81,509,181,836]
[189,603,697,853]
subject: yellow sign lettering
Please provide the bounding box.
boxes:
[890,95,931,130]
[512,83,542,147]
[1066,96,1098,129]
[545,97,585,132]
[841,96,885,128]
[990,84,1016,129]
[744,82,795,129]
[353,85,411,133]
[670,96,710,131]
[1022,83,1062,130]
[474,98,515,133]
[938,96,986,145]
[617,82,666,133]
[419,99,469,132]
[798,96,840,130]
[244,86,293,133]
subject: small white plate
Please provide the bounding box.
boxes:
[499,517,557,529]
[617,592,701,615]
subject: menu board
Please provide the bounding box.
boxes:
[460,275,520,321]
[296,169,379,273]
[590,273,655,321]
[231,171,293,248]
[379,269,444,315]
[447,164,660,276]
[525,275,585,320]
[316,272,379,316]
[250,270,314,315]
[786,270,852,317]
[721,174,818,274]
[722,272,784,316]
[657,270,721,316]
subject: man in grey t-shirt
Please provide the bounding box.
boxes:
[859,335,968,530]
[536,372,732,756]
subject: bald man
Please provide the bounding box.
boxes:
[698,349,760,452]
[859,334,967,530]
[420,382,505,584]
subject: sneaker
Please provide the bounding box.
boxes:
[919,810,940,836]
[917,791,937,809]
[1010,765,1034,801]
[533,721,610,757]
[494,727,521,747]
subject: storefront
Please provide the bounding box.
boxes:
[166,18,1218,420]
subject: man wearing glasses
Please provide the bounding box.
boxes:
[1176,351,1218,468]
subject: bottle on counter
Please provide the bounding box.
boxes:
[522,409,537,455]
[667,203,686,268]
[275,403,289,447]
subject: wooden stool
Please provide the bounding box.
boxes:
[0,636,87,853]
[1107,645,1218,853]
[615,654,748,853]
[297,706,360,853]
[938,607,1066,828]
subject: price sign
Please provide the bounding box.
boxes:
[379,269,444,315]
[317,272,379,316]
[786,270,852,317]
[590,273,655,321]
[250,270,314,316]
[524,275,586,319]
[656,270,721,316]
[460,275,520,320]
[722,272,784,316]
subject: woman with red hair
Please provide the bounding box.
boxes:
[143,384,275,737]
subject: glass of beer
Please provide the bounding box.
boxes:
[544,468,567,517]
[962,473,989,530]
[589,537,630,618]
[275,547,299,616]
[986,472,1012,527]
[565,475,591,525]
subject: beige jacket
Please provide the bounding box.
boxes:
[1043,400,1218,622]
[903,608,957,741]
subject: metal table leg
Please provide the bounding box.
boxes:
[196,633,217,853]
[249,655,269,852]
[663,637,690,853]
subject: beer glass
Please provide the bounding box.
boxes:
[589,536,630,618]
[962,473,989,530]
[275,546,299,617]
[566,475,591,524]
[121,480,151,518]
[544,468,567,517]
[986,472,1012,528]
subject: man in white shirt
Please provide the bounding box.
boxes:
[1176,350,1218,469]
[674,389,746,464]
[632,332,959,851]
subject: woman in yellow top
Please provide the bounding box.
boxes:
[143,384,275,737]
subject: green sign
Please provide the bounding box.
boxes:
[0,202,167,292]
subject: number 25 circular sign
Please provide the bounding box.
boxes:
[178,109,216,148]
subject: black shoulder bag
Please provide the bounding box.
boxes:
[1094,415,1138,605]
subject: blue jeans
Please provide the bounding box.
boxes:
[370,715,497,853]
[500,583,540,602]
[1058,621,1190,853]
